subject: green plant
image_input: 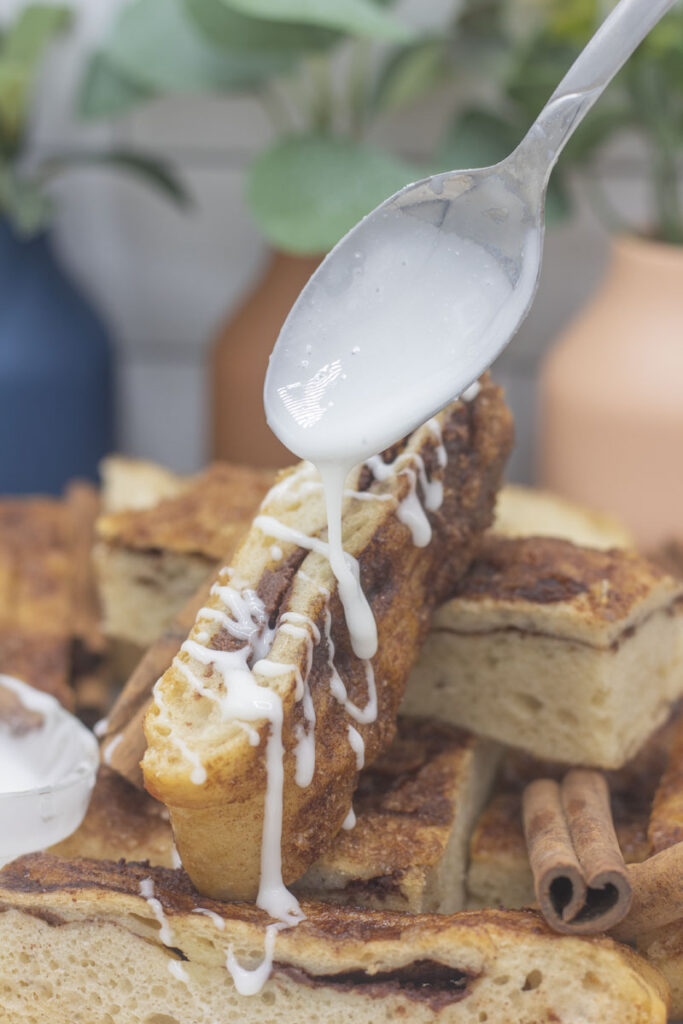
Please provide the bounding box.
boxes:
[82,0,683,251]
[79,0,455,254]
[444,0,683,243]
[0,3,186,237]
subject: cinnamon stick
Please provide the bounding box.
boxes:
[611,842,683,940]
[98,566,220,788]
[523,769,632,934]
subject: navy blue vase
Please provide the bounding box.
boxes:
[0,219,114,494]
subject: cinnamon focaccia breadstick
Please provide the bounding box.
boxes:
[143,380,512,901]
[0,854,668,1024]
[54,718,501,915]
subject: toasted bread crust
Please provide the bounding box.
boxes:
[0,493,102,707]
[143,380,513,899]
[449,534,683,638]
[97,463,274,558]
[0,854,669,1023]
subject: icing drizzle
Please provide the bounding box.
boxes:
[153,411,453,996]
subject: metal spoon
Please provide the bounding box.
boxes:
[265,0,676,464]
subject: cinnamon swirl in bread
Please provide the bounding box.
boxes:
[0,854,668,1024]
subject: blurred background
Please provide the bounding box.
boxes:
[1,0,681,545]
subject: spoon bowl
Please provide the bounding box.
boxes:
[265,0,676,467]
[266,153,543,464]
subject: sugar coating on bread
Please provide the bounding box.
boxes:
[143,381,513,901]
[404,536,683,768]
[0,854,669,1024]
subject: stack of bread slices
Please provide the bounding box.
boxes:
[1,378,682,1024]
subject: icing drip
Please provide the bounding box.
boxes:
[462,380,481,402]
[347,725,365,770]
[342,806,356,830]
[102,734,123,766]
[322,603,377,725]
[168,961,189,984]
[395,466,432,546]
[139,865,186,983]
[193,907,226,930]
[279,612,319,788]
[426,418,447,469]
[365,442,447,548]
[93,717,108,739]
[175,637,301,924]
[226,921,285,997]
[171,843,182,869]
[139,877,174,946]
[254,511,376,660]
[319,463,377,660]
[270,545,283,561]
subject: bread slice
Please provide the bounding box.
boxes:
[466,717,674,910]
[293,718,501,913]
[493,484,634,549]
[0,854,668,1024]
[0,490,104,710]
[403,536,683,768]
[94,462,274,650]
[56,718,500,914]
[50,765,178,868]
[99,454,187,513]
[142,382,513,901]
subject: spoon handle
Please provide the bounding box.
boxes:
[513,0,677,183]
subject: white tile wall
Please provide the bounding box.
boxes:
[6,0,652,479]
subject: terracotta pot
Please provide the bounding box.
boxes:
[211,250,321,467]
[538,236,683,547]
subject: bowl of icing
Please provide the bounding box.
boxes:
[0,673,99,867]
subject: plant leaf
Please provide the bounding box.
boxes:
[40,149,190,206]
[436,108,521,172]
[77,51,155,118]
[0,4,72,153]
[102,0,296,95]
[373,38,448,113]
[247,134,418,253]
[218,0,414,42]
[184,0,338,54]
[0,4,71,62]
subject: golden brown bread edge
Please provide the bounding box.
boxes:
[142,379,513,900]
[0,854,670,1024]
[54,717,499,914]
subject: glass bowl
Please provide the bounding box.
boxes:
[0,674,99,867]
